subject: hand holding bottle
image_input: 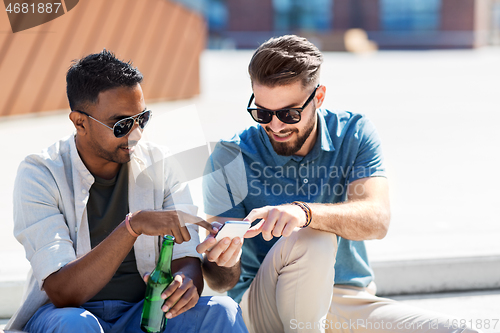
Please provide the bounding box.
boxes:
[143,272,198,319]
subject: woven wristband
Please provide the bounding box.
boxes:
[292,201,312,228]
[125,213,140,237]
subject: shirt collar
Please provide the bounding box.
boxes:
[69,134,94,186]
[317,109,335,152]
[259,109,335,167]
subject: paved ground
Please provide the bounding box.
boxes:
[1,48,499,326]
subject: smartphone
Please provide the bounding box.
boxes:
[208,221,251,250]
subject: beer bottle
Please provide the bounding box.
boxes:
[140,235,175,333]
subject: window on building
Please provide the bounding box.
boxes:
[380,0,441,31]
[273,0,332,32]
[206,0,228,32]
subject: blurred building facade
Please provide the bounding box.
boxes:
[0,0,205,117]
[206,0,500,49]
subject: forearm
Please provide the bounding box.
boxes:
[309,199,390,241]
[172,257,204,296]
[43,221,136,307]
[201,258,241,293]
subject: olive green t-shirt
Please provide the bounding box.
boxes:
[87,164,146,302]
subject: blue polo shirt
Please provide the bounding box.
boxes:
[202,109,386,303]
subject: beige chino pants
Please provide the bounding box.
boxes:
[239,228,480,333]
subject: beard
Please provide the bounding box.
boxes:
[265,112,316,156]
[88,135,134,165]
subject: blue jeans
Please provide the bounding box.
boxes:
[24,296,248,333]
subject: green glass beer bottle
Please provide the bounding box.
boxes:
[140,235,175,333]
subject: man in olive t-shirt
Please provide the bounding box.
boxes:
[7,50,248,333]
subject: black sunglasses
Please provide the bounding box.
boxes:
[247,85,319,124]
[73,109,152,138]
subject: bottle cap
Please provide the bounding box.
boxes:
[163,235,175,242]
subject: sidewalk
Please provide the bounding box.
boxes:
[1,49,500,325]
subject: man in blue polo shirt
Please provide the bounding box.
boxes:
[197,35,478,333]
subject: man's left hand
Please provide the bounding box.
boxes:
[143,272,198,319]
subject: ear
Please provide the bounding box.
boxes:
[313,85,326,109]
[69,111,88,136]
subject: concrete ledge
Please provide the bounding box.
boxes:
[0,280,24,319]
[2,255,500,319]
[372,255,500,296]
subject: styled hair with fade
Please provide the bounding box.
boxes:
[66,49,143,111]
[248,35,323,89]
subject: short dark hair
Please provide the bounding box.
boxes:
[66,49,143,111]
[248,35,323,88]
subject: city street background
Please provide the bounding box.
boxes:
[1,48,500,330]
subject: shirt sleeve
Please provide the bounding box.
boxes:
[202,141,248,219]
[348,116,386,183]
[13,157,77,290]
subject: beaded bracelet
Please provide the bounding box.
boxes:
[291,201,312,228]
[125,213,140,238]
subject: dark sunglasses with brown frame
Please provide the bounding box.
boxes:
[247,84,319,124]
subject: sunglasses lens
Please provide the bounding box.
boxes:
[138,110,151,129]
[277,110,301,124]
[251,109,272,124]
[112,111,152,138]
[114,119,134,138]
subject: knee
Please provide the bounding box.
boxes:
[293,227,337,257]
[207,296,242,323]
[49,307,102,333]
[192,296,247,332]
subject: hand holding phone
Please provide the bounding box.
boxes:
[208,221,251,251]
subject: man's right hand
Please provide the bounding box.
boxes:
[130,210,213,244]
[196,222,243,267]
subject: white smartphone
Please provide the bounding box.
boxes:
[208,221,251,250]
[215,221,251,241]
